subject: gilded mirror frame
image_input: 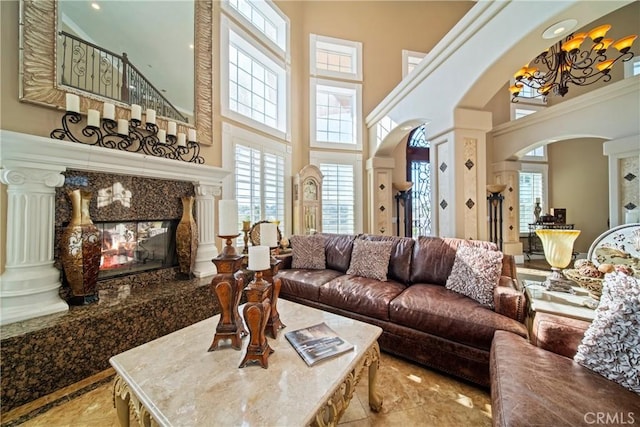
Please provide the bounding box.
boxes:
[18,0,212,145]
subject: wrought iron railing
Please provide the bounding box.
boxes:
[58,31,187,122]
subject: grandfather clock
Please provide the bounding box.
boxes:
[293,165,323,235]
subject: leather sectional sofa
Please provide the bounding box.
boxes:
[491,313,640,426]
[275,233,528,387]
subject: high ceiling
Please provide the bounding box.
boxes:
[58,0,194,116]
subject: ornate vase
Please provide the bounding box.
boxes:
[176,196,198,278]
[60,189,102,305]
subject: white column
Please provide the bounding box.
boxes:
[366,157,395,235]
[492,160,523,261]
[0,165,69,325]
[192,183,221,278]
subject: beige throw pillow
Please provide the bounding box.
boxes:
[346,239,394,281]
[445,245,503,308]
[574,272,640,394]
[290,234,326,269]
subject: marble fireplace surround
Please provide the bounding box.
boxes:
[0,130,230,326]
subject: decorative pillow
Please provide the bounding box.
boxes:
[346,239,394,281]
[290,234,326,269]
[574,272,640,394]
[445,245,503,308]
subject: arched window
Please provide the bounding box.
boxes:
[406,125,431,236]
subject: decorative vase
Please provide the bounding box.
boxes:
[176,196,198,278]
[533,202,542,223]
[60,189,102,305]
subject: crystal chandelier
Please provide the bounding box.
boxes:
[509,24,637,101]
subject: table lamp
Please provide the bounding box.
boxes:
[535,229,581,291]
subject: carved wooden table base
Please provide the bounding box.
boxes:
[311,342,383,427]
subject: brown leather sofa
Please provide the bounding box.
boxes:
[491,313,640,426]
[275,233,528,387]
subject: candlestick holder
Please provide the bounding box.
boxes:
[239,270,274,368]
[208,234,246,351]
[263,255,285,338]
[50,111,203,163]
[242,221,251,255]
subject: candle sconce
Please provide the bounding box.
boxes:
[50,110,203,164]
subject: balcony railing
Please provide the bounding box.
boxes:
[58,31,187,123]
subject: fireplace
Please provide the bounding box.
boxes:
[1,130,229,326]
[98,220,178,279]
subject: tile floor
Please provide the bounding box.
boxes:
[3,265,543,427]
[5,352,492,427]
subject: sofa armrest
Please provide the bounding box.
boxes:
[275,252,292,269]
[494,277,526,323]
[531,312,590,358]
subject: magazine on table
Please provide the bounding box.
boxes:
[285,322,354,366]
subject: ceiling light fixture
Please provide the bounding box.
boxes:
[509,24,637,102]
[91,3,100,10]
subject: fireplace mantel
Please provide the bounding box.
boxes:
[0,130,230,325]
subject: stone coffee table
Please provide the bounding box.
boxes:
[110,299,383,426]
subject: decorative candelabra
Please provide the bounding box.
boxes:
[487,184,507,250]
[242,220,251,255]
[239,246,275,369]
[209,200,245,351]
[393,182,413,237]
[50,94,203,163]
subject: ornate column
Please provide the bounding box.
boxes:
[366,157,394,235]
[492,160,523,260]
[0,165,69,325]
[192,183,221,278]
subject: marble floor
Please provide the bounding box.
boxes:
[4,352,492,427]
[4,265,544,427]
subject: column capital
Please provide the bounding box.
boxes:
[1,166,66,188]
[194,183,222,198]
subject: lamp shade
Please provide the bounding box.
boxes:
[588,24,611,42]
[535,229,581,269]
[612,35,637,54]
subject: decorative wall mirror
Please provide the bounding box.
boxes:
[19,0,212,145]
[293,165,323,235]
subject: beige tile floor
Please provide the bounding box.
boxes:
[6,352,492,427]
[5,265,542,427]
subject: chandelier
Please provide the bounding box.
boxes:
[509,24,637,101]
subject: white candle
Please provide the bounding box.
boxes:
[87,109,100,127]
[103,103,115,120]
[248,246,270,271]
[626,210,639,224]
[260,222,278,247]
[167,121,177,136]
[188,128,197,142]
[131,104,142,121]
[177,133,187,147]
[218,199,238,236]
[66,93,80,113]
[157,129,166,143]
[146,109,156,124]
[117,119,129,135]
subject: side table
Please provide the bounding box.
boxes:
[522,280,596,336]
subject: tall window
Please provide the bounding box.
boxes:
[220,3,290,140]
[310,151,362,234]
[235,144,286,231]
[406,125,431,236]
[223,124,290,239]
[519,163,548,233]
[402,50,426,77]
[310,34,362,150]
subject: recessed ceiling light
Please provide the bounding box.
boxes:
[91,3,100,10]
[542,19,577,39]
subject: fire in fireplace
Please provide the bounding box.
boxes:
[97,220,178,278]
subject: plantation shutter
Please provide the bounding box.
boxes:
[319,163,355,234]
